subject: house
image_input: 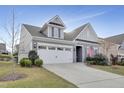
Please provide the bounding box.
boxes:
[15,44,19,53]
[104,34,124,59]
[18,15,100,64]
[0,43,8,54]
[98,38,120,60]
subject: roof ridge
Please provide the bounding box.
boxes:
[64,23,90,40]
[23,24,41,28]
[105,33,124,39]
[69,23,89,34]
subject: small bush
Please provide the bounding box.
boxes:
[87,61,94,65]
[94,54,108,65]
[121,58,124,62]
[28,50,39,65]
[85,54,108,66]
[20,58,32,67]
[13,52,18,57]
[85,56,96,65]
[117,61,124,66]
[35,58,43,67]
[98,61,108,65]
[0,54,12,61]
[85,56,94,61]
[0,54,12,59]
[25,59,32,67]
[20,58,26,67]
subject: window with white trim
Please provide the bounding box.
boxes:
[52,27,54,37]
[57,47,63,51]
[48,46,56,50]
[38,46,46,49]
[65,48,71,51]
[33,42,37,49]
[58,28,61,38]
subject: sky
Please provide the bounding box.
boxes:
[0,5,124,50]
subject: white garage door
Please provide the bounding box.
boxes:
[37,43,73,64]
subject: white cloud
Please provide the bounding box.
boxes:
[80,11,107,19]
[65,11,107,24]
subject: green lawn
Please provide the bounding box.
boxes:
[0,62,77,88]
[91,65,124,76]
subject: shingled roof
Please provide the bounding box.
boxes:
[23,24,48,38]
[64,23,89,40]
[105,33,124,44]
[23,23,89,41]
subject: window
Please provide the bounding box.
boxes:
[94,48,98,55]
[65,48,71,51]
[52,27,54,37]
[38,46,46,49]
[57,47,63,51]
[58,28,61,38]
[87,46,94,57]
[33,42,37,48]
[48,46,56,50]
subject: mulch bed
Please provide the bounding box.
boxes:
[0,73,27,82]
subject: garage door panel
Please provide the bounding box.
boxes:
[38,49,73,64]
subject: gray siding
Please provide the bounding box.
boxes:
[18,25,32,62]
[43,27,48,36]
[76,25,98,42]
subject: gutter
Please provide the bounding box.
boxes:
[32,36,74,45]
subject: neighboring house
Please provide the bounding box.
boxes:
[15,44,19,53]
[103,34,124,59]
[98,38,120,60]
[18,15,100,64]
[0,43,8,54]
[105,33,124,56]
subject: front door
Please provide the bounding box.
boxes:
[76,46,82,62]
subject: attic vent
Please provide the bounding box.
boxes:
[49,22,64,27]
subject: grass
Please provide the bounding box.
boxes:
[91,65,124,76]
[0,62,77,88]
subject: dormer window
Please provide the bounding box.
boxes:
[51,27,61,39]
[58,28,61,38]
[43,16,65,39]
[52,27,54,37]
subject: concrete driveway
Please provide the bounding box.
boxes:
[44,63,124,88]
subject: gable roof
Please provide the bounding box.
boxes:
[105,33,124,44]
[47,15,66,28]
[23,23,90,41]
[23,24,47,37]
[64,23,89,40]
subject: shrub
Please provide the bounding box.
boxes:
[87,61,94,65]
[35,58,43,67]
[0,54,12,61]
[20,58,32,67]
[0,54,12,59]
[117,61,124,66]
[94,54,108,65]
[86,54,108,66]
[98,60,108,65]
[85,56,94,61]
[20,58,26,67]
[121,58,124,62]
[13,52,18,56]
[121,61,124,66]
[85,56,96,65]
[25,59,32,67]
[28,50,39,65]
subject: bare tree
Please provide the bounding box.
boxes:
[0,9,20,55]
[0,9,20,81]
